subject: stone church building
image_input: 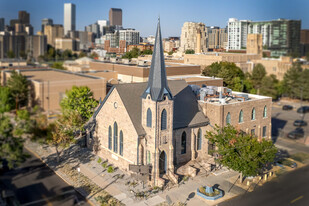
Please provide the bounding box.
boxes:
[86,20,210,186]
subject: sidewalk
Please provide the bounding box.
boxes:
[24,139,249,206]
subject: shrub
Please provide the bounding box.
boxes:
[199,186,206,194]
[102,162,107,168]
[107,166,114,173]
[97,157,102,164]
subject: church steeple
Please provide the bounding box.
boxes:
[141,18,173,101]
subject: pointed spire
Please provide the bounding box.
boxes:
[141,18,173,101]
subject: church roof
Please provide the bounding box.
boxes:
[141,18,173,101]
[96,80,209,136]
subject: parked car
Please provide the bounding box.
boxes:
[287,128,304,139]
[293,120,308,127]
[297,106,309,114]
[282,105,293,110]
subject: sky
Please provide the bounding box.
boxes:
[1,0,309,37]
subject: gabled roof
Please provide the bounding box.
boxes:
[141,18,172,101]
[94,80,209,136]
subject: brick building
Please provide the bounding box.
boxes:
[85,21,272,187]
[1,69,106,111]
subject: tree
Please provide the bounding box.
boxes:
[14,109,35,137]
[62,49,73,60]
[7,70,29,111]
[202,62,245,90]
[51,62,65,70]
[90,52,98,59]
[206,125,277,178]
[251,63,266,94]
[7,50,15,58]
[260,75,280,99]
[60,86,98,122]
[48,111,83,162]
[0,115,26,168]
[185,49,195,54]
[0,86,14,114]
[78,51,87,58]
[141,49,153,55]
[282,63,302,99]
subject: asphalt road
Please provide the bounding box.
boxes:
[219,164,309,206]
[272,106,309,142]
[0,148,90,206]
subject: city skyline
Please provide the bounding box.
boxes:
[0,0,309,37]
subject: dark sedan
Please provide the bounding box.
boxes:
[293,120,308,127]
[287,128,305,139]
[282,105,293,110]
[297,106,309,114]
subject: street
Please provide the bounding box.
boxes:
[0,148,90,206]
[219,164,309,206]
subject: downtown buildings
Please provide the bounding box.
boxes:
[64,3,76,36]
[227,18,301,57]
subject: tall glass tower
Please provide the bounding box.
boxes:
[64,3,76,36]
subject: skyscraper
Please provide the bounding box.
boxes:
[227,18,251,50]
[109,8,122,27]
[64,3,76,36]
[41,18,53,33]
[180,22,207,53]
[0,18,4,31]
[18,11,30,25]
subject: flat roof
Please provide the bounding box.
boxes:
[168,75,223,81]
[4,69,104,82]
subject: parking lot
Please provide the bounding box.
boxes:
[272,105,309,144]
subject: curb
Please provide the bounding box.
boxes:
[24,144,97,206]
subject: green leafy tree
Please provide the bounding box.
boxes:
[0,86,14,114]
[260,75,280,99]
[14,109,35,137]
[7,50,15,58]
[60,86,98,122]
[78,51,87,58]
[251,64,266,94]
[62,49,73,60]
[51,62,65,70]
[0,115,26,168]
[202,62,245,89]
[168,51,174,55]
[141,49,153,55]
[207,125,277,178]
[7,70,29,111]
[282,63,302,99]
[185,49,195,54]
[48,111,83,162]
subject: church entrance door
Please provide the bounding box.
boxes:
[159,151,166,175]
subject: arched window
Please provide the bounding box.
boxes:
[239,110,243,123]
[181,131,186,154]
[113,122,118,153]
[146,108,152,127]
[226,112,231,125]
[197,128,202,150]
[119,130,123,156]
[263,106,267,118]
[161,109,167,130]
[251,108,256,120]
[108,126,112,150]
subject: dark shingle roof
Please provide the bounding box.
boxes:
[141,19,173,101]
[112,80,209,136]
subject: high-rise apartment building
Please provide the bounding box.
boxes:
[300,29,309,56]
[227,18,251,50]
[0,18,4,31]
[18,11,30,25]
[206,26,228,49]
[119,29,140,46]
[44,24,64,47]
[97,20,109,36]
[180,22,207,53]
[64,3,76,36]
[41,18,53,33]
[109,8,122,26]
[248,19,301,56]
